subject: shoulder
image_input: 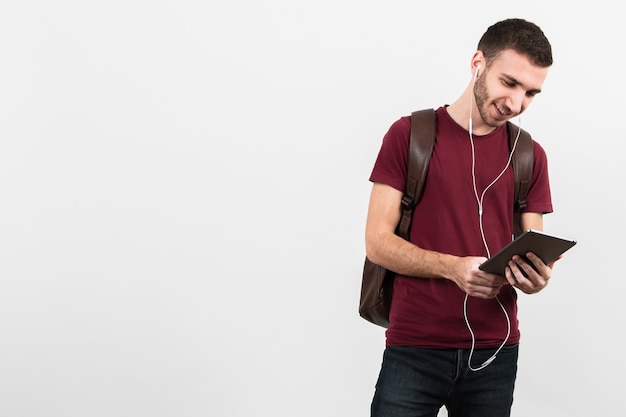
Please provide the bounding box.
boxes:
[511,123,549,167]
[377,116,412,159]
[383,116,411,142]
[531,139,549,164]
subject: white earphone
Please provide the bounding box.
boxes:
[465,62,521,371]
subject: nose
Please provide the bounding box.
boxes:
[507,89,528,115]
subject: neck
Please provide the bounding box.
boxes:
[447,82,494,136]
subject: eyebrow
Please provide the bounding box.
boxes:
[504,74,542,95]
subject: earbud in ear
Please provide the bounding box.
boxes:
[474,64,481,79]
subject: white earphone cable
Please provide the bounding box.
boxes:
[465,70,521,371]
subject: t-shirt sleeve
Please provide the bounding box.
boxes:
[369,116,411,192]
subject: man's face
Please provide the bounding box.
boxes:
[474,49,549,129]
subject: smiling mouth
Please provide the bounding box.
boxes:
[495,103,510,116]
[493,103,515,121]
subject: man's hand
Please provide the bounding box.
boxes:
[504,252,561,294]
[450,256,509,299]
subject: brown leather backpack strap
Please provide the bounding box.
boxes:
[397,109,436,240]
[508,121,534,238]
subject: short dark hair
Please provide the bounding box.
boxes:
[478,18,553,67]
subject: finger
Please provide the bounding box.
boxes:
[508,260,536,290]
[503,266,517,286]
[525,252,547,273]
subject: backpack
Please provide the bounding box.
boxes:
[358,108,534,328]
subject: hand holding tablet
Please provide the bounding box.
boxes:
[479,230,577,276]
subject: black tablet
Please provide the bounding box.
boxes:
[479,230,577,275]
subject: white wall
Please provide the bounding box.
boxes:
[0,1,620,416]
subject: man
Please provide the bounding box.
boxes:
[365,18,556,417]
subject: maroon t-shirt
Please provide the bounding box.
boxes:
[370,106,553,348]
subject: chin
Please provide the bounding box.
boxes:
[483,114,506,128]
[489,110,512,126]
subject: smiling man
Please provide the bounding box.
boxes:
[365,18,555,417]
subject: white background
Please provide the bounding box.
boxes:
[0,1,621,416]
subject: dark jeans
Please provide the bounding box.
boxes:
[371,344,518,417]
